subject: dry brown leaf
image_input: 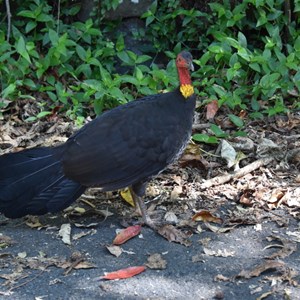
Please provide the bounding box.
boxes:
[72,261,95,270]
[72,229,97,240]
[106,245,123,257]
[237,260,285,279]
[265,236,297,259]
[170,185,183,200]
[192,210,222,224]
[203,247,235,257]
[25,216,44,229]
[214,274,231,282]
[256,291,275,300]
[206,100,219,120]
[146,253,167,270]
[286,231,300,243]
[179,143,205,169]
[0,234,15,248]
[113,225,141,245]
[204,222,236,233]
[191,254,205,263]
[157,224,191,247]
[74,222,99,228]
[58,223,71,245]
[239,189,255,206]
[100,266,146,280]
[164,211,178,224]
[59,260,95,271]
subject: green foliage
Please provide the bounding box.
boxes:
[143,0,300,118]
[0,0,299,123]
[192,0,300,117]
[0,0,179,121]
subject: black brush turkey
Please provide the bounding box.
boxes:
[0,51,196,225]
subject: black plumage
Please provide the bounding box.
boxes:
[0,51,196,222]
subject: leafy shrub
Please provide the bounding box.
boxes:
[143,0,300,118]
[0,0,299,122]
[0,0,179,121]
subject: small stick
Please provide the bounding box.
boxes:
[5,0,11,41]
[200,157,274,189]
[192,123,210,130]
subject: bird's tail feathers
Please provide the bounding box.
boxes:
[0,146,85,218]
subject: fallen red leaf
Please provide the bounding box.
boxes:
[101,266,146,280]
[113,225,142,245]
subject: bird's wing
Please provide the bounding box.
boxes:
[62,96,179,190]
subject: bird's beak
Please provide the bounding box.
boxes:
[189,61,194,72]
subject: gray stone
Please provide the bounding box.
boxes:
[105,0,154,20]
[78,0,154,21]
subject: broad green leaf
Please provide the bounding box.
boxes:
[16,36,31,63]
[48,29,59,46]
[136,55,152,64]
[210,124,228,138]
[1,83,16,98]
[192,134,218,144]
[135,67,143,82]
[37,111,52,118]
[25,21,37,33]
[17,10,36,18]
[249,63,261,72]
[238,32,247,48]
[116,35,125,52]
[76,45,87,61]
[228,114,244,127]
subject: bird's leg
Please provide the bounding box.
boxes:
[130,183,157,229]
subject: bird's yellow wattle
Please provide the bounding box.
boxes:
[180,84,194,99]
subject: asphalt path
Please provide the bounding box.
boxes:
[0,209,299,300]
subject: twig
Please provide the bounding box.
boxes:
[8,269,45,292]
[63,258,84,276]
[200,157,274,189]
[5,0,11,41]
[192,123,210,130]
[284,0,291,40]
[57,0,61,33]
[285,134,300,140]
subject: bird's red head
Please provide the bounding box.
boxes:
[176,51,194,98]
[176,51,194,71]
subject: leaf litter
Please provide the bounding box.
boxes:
[1,104,300,297]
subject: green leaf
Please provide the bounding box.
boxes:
[135,67,143,81]
[136,55,152,64]
[37,111,52,118]
[249,63,261,72]
[210,124,228,138]
[48,29,59,46]
[192,134,218,144]
[212,84,227,97]
[36,14,53,22]
[260,73,281,88]
[228,114,244,127]
[17,10,36,18]
[76,45,87,61]
[117,51,133,65]
[116,35,125,52]
[146,15,155,26]
[233,131,247,137]
[237,32,247,48]
[16,36,31,63]
[23,78,36,89]
[25,116,37,122]
[1,83,16,98]
[25,21,37,33]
